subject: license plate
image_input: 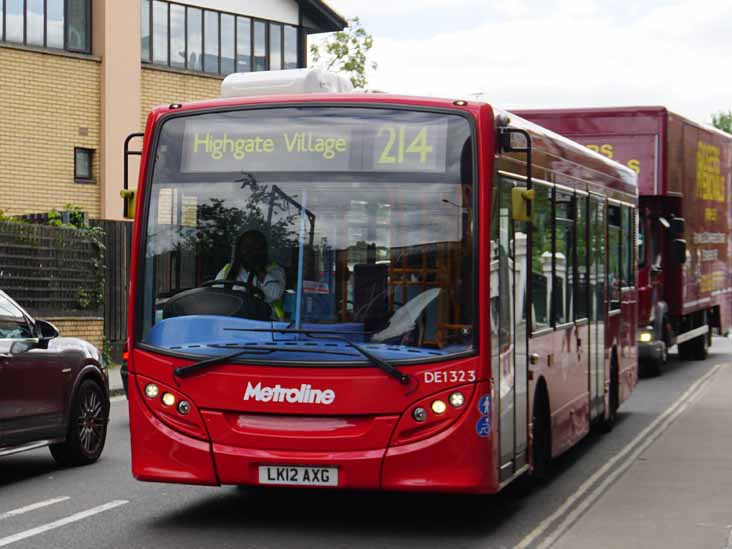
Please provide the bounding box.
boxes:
[258,465,338,487]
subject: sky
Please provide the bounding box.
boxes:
[314,0,732,125]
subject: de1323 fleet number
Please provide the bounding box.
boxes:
[423,370,477,384]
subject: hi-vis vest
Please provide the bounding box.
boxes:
[220,262,285,320]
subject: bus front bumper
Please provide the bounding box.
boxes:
[130,378,498,493]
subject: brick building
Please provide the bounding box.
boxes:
[0,1,345,353]
[0,0,346,220]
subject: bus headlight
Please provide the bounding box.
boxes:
[431,400,447,415]
[392,384,477,446]
[136,375,208,440]
[449,392,465,408]
[639,332,653,343]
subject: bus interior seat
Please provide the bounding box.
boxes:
[353,263,389,333]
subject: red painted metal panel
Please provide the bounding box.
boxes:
[128,373,218,485]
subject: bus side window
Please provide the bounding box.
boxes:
[575,195,588,320]
[638,209,647,269]
[531,184,552,331]
[554,191,574,325]
[607,205,622,310]
[622,206,634,286]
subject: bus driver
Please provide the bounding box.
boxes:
[216,229,286,319]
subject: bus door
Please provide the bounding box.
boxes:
[492,176,529,481]
[589,195,606,420]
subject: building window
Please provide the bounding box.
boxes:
[253,20,266,71]
[236,17,251,72]
[26,0,44,47]
[5,0,24,44]
[284,25,298,69]
[187,7,202,71]
[47,0,65,49]
[220,14,235,75]
[1,0,90,53]
[141,1,301,77]
[141,0,151,61]
[66,0,91,53]
[203,9,219,74]
[269,23,282,71]
[74,148,94,182]
[170,3,186,68]
[152,0,169,65]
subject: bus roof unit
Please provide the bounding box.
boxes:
[221,68,353,98]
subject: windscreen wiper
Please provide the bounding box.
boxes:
[224,328,411,386]
[173,345,357,378]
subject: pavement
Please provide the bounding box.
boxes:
[107,364,125,398]
[552,360,732,548]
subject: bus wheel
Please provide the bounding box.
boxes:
[531,388,551,482]
[600,358,619,433]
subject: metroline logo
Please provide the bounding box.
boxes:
[243,382,336,405]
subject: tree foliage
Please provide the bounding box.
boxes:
[711,110,732,134]
[309,17,377,90]
[177,177,299,278]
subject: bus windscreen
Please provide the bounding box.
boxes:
[140,107,475,366]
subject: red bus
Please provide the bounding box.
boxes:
[124,69,638,493]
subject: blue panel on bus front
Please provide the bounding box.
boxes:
[142,315,447,362]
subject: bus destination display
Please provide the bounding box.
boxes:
[180,115,448,174]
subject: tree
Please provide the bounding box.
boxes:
[177,177,299,279]
[711,110,732,134]
[309,17,377,90]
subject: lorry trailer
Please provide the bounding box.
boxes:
[515,107,732,375]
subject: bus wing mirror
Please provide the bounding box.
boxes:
[512,188,535,222]
[672,238,687,265]
[124,132,144,219]
[120,189,136,220]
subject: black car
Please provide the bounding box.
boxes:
[0,290,110,465]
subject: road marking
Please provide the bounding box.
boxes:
[0,498,69,521]
[517,363,725,549]
[110,395,126,403]
[0,500,128,547]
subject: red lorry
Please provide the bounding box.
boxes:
[515,107,732,375]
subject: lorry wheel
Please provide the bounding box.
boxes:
[678,340,692,361]
[691,332,709,360]
[642,357,662,378]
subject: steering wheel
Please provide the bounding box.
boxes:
[199,279,268,302]
[200,279,237,288]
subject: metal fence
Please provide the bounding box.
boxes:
[0,221,103,316]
